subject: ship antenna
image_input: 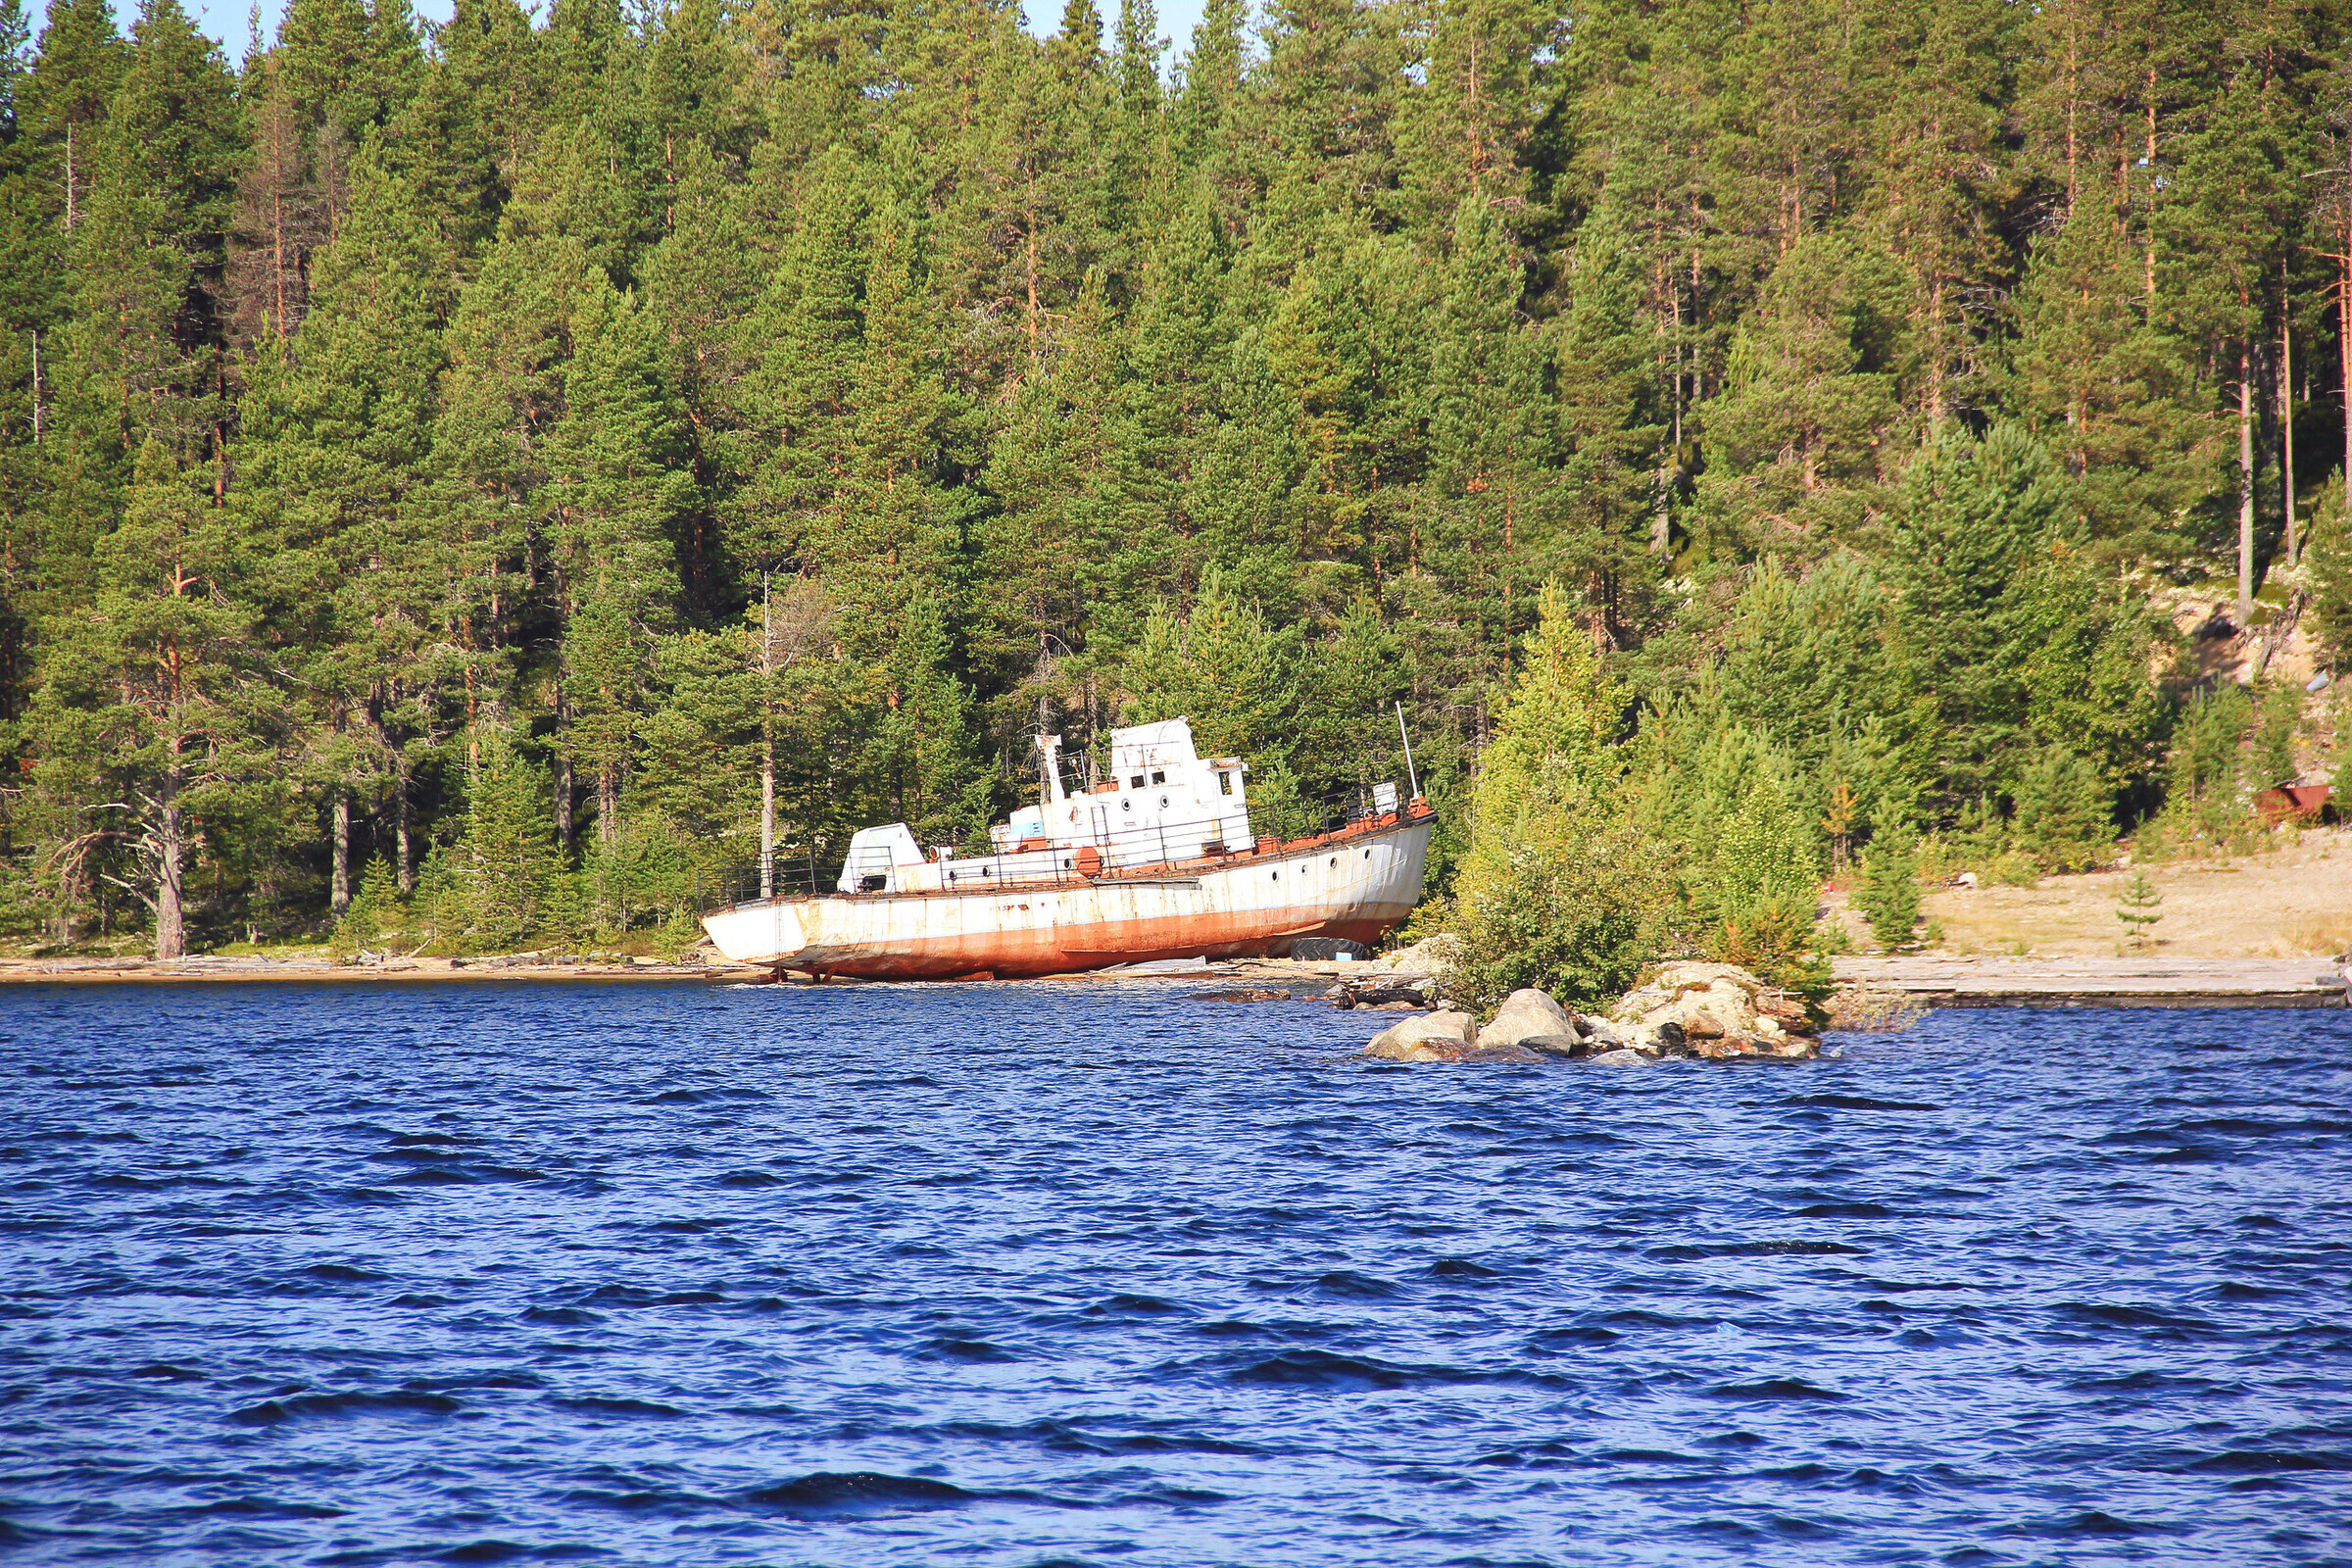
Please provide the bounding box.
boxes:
[1395,700,1420,801]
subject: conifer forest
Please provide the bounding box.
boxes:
[0,0,2349,964]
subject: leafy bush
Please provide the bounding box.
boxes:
[1856,829,1924,952]
[1985,850,2041,887]
[1446,825,1683,1014]
[1627,702,1829,992]
[1712,894,1834,1005]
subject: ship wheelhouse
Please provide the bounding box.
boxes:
[836,717,1254,896]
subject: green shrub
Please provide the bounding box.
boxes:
[540,871,593,955]
[2163,682,2253,842]
[2253,683,2302,790]
[1712,893,1834,1007]
[1856,829,1924,953]
[2013,744,2113,872]
[327,856,397,960]
[1446,825,1683,1014]
[2309,484,2352,670]
[1985,849,2042,887]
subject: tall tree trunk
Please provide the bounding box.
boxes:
[2143,72,2158,303]
[154,767,185,961]
[330,792,351,916]
[2281,302,2296,568]
[760,574,776,900]
[2237,355,2256,626]
[552,689,573,859]
[395,772,415,894]
[2342,211,2352,525]
[598,765,619,847]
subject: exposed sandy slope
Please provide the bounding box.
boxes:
[1823,826,2352,960]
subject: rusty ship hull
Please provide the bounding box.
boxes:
[701,808,1433,979]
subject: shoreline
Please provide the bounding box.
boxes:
[0,956,772,985]
[0,952,2340,1006]
[1832,956,2347,1009]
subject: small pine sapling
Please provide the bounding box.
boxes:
[2253,685,2302,790]
[1857,830,1924,954]
[2115,867,2163,951]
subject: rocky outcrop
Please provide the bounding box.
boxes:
[1606,961,1819,1059]
[1356,960,1821,1066]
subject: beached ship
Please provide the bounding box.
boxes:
[699,718,1434,979]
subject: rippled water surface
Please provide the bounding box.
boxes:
[3,982,2349,1566]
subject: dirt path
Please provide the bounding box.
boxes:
[1823,826,2352,960]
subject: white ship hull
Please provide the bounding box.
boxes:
[702,809,1433,979]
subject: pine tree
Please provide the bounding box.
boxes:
[730,149,868,572]
[2115,864,2161,950]
[16,0,124,233]
[543,269,694,843]
[828,205,956,627]
[233,150,452,906]
[1698,230,1915,545]
[1856,826,1924,953]
[27,438,284,956]
[2013,742,2112,873]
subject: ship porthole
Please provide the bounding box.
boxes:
[1328,857,1336,866]
[1362,850,1371,858]
[1270,870,1278,880]
[1121,799,1132,812]
[1158,795,1169,808]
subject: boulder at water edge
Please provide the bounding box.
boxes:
[1361,1009,1481,1062]
[1478,989,1579,1052]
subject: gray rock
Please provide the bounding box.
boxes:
[1465,1043,1546,1064]
[1588,1049,1651,1066]
[1480,988,1576,1051]
[1362,1008,1478,1059]
[1578,1018,1628,1050]
[1516,1033,1588,1059]
[1364,1037,1481,1062]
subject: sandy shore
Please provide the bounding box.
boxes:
[1822,826,2352,960]
[0,955,774,985]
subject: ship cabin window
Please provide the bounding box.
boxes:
[1218,771,1234,796]
[1130,774,1145,788]
[1151,770,1165,785]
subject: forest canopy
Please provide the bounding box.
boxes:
[0,0,2343,957]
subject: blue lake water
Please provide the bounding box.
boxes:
[2,981,2348,1566]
